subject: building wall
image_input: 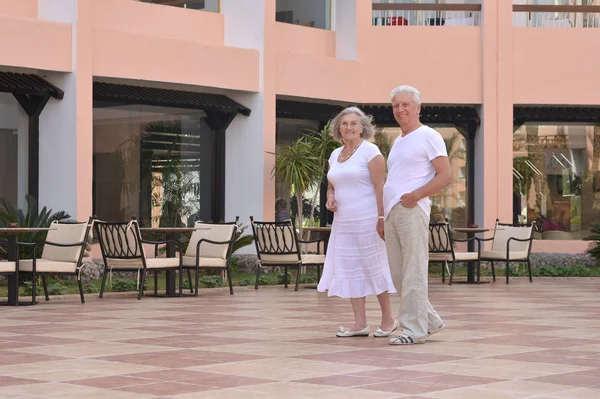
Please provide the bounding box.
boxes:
[0,0,597,253]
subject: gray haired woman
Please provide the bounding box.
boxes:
[317,106,398,338]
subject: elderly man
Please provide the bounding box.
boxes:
[383,85,452,345]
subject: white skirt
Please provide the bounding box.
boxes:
[317,217,397,298]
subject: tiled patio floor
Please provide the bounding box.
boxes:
[1,278,599,399]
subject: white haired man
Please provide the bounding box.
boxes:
[383,85,452,345]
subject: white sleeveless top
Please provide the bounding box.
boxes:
[327,141,382,222]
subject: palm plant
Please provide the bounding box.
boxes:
[583,222,600,262]
[0,195,70,259]
[303,122,341,225]
[272,137,322,232]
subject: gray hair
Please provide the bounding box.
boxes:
[390,85,422,105]
[330,106,376,141]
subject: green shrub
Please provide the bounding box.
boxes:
[199,275,223,288]
[276,271,291,285]
[83,281,98,294]
[47,283,68,295]
[20,281,43,296]
[111,278,138,292]
[258,275,271,285]
[182,278,192,290]
[299,275,317,284]
[237,279,251,286]
[538,265,558,277]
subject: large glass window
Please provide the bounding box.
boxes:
[0,94,22,207]
[93,105,216,227]
[275,118,321,223]
[377,127,469,228]
[137,0,220,12]
[513,124,600,239]
[276,0,332,30]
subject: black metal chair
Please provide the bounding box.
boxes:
[0,240,20,304]
[250,216,325,291]
[18,218,94,304]
[428,220,481,285]
[94,217,183,300]
[180,220,238,296]
[477,219,536,284]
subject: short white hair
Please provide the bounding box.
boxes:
[390,85,422,105]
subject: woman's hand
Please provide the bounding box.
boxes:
[377,218,385,240]
[326,197,338,212]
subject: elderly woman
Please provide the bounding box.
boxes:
[317,106,398,337]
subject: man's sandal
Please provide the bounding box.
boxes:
[389,333,424,345]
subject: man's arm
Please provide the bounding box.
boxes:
[400,156,452,208]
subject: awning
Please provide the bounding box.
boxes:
[0,72,64,99]
[276,99,480,128]
[361,105,480,127]
[276,100,344,122]
[514,106,600,125]
[93,82,251,116]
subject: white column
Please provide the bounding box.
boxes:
[37,0,78,216]
[37,0,93,221]
[220,0,268,225]
[334,0,357,60]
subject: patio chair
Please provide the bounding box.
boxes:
[181,221,238,296]
[18,218,94,304]
[250,216,325,292]
[0,240,21,304]
[428,221,481,285]
[477,219,535,284]
[94,218,183,300]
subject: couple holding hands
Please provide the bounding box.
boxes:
[317,85,452,345]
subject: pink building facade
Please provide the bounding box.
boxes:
[0,0,599,254]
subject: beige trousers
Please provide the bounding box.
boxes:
[384,202,443,340]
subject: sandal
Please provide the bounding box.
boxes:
[373,319,399,338]
[428,323,445,337]
[336,326,370,337]
[389,332,424,345]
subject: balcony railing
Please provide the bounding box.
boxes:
[136,0,219,12]
[513,5,600,28]
[372,3,481,27]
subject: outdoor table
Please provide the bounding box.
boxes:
[0,227,53,306]
[302,226,332,253]
[451,227,500,284]
[139,227,210,296]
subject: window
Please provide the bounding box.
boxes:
[0,94,22,207]
[93,105,216,227]
[137,0,219,12]
[276,0,332,30]
[513,124,600,239]
[275,118,321,223]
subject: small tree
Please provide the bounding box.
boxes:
[303,122,341,226]
[272,137,322,233]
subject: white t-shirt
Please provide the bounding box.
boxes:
[327,141,382,221]
[383,125,447,219]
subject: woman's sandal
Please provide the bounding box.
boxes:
[336,326,370,337]
[373,319,399,338]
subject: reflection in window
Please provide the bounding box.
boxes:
[137,0,219,12]
[513,124,600,240]
[275,118,321,224]
[276,0,332,30]
[0,93,21,207]
[93,105,215,227]
[377,127,468,228]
